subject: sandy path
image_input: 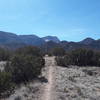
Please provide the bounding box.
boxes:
[41,56,57,100]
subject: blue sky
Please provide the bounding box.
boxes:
[0,0,100,41]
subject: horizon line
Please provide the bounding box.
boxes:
[0,30,99,42]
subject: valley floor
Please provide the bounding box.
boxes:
[2,56,100,100]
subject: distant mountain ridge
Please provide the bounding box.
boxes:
[42,36,60,43]
[0,31,45,48]
[0,31,61,48]
[41,38,100,51]
[79,38,95,45]
[0,31,100,50]
[19,35,45,46]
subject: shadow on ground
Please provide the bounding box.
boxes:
[37,77,48,83]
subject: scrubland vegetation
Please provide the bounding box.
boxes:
[0,48,11,61]
[56,48,100,67]
[1,46,100,99]
[47,47,66,56]
[0,46,45,98]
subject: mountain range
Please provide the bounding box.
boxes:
[0,31,100,50]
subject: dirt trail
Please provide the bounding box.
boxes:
[41,56,57,100]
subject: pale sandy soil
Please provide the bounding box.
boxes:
[41,56,57,100]
[56,66,100,100]
[0,61,6,71]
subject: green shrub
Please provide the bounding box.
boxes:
[56,54,72,67]
[56,48,100,67]
[5,54,45,84]
[92,51,100,66]
[15,46,43,57]
[70,49,93,66]
[0,48,11,61]
[14,96,22,100]
[49,47,66,56]
[0,71,14,98]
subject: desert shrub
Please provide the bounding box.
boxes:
[15,46,43,57]
[82,69,98,76]
[56,56,65,66]
[92,51,100,66]
[0,48,11,61]
[70,49,93,66]
[5,55,45,84]
[49,47,66,56]
[0,71,14,98]
[47,52,52,56]
[56,48,100,67]
[5,46,45,84]
[14,96,22,100]
[56,53,72,67]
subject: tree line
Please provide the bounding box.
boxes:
[55,48,100,67]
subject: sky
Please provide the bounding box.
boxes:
[0,0,100,41]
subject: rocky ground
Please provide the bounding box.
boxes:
[1,57,100,100]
